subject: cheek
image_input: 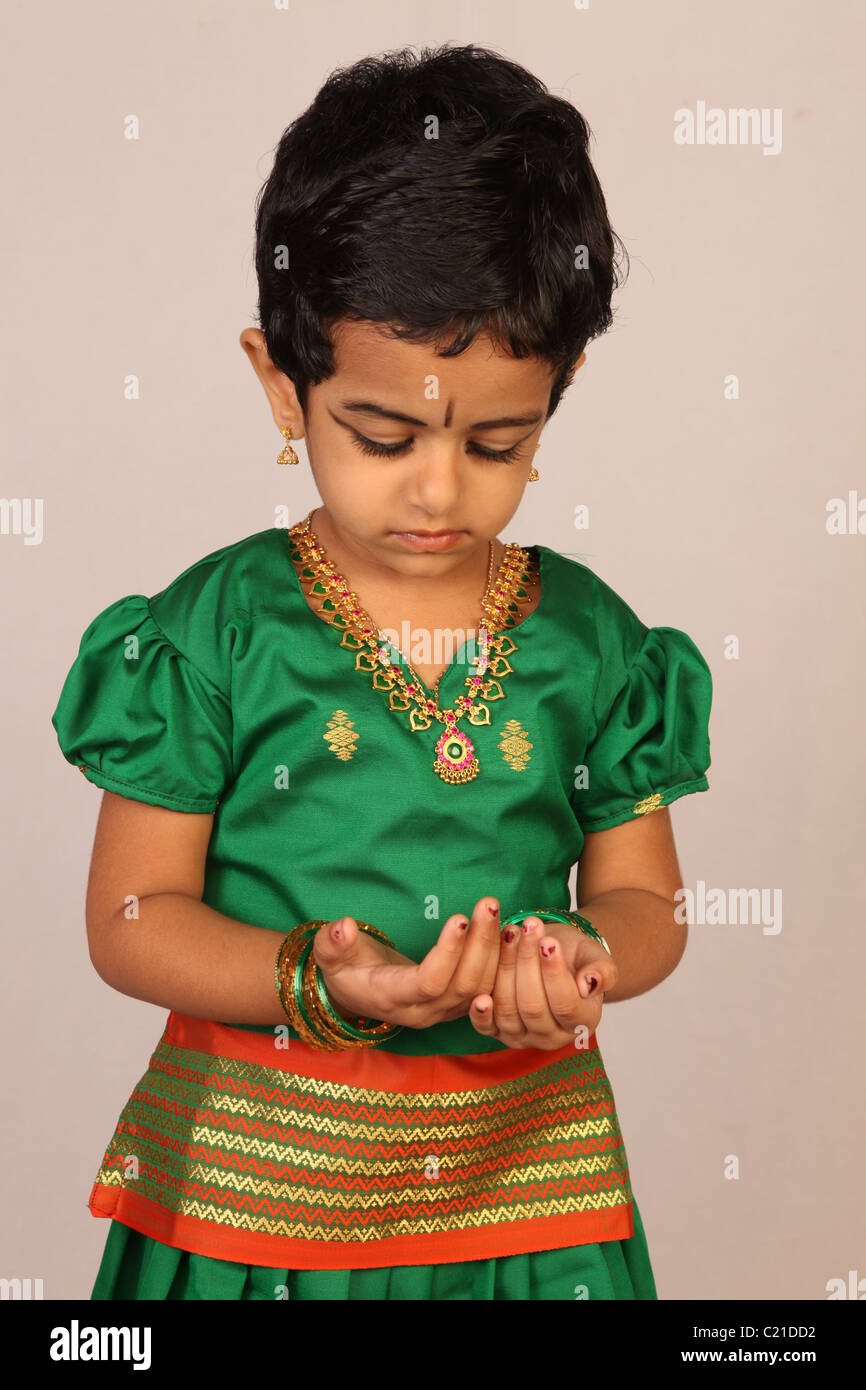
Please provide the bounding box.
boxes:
[309,448,386,520]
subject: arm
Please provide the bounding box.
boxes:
[85,791,505,1032]
[570,805,688,1003]
[84,790,343,1025]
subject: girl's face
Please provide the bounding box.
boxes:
[242,316,580,587]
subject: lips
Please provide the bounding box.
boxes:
[391,530,465,551]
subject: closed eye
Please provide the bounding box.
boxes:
[349,431,524,464]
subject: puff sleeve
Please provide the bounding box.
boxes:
[51,593,234,813]
[571,624,712,833]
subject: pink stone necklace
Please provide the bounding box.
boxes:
[288,512,537,783]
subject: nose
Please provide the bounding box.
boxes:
[402,441,465,516]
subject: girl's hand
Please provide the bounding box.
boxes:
[468,916,618,1051]
[311,897,502,1030]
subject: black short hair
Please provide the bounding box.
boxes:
[251,42,628,420]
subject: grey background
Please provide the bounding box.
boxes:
[2,0,863,1299]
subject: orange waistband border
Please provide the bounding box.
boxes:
[88,1011,635,1270]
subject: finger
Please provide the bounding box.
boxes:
[449,897,502,998]
[538,936,592,1030]
[575,957,618,1001]
[405,913,472,1005]
[312,915,400,985]
[468,993,498,1037]
[515,917,552,1032]
[491,920,524,1038]
[315,915,466,1014]
[310,917,381,1015]
[311,916,358,973]
[570,936,619,1001]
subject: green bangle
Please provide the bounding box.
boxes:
[500,907,611,956]
[291,933,321,1035]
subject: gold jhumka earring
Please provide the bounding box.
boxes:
[277,425,299,465]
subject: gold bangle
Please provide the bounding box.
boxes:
[275,925,333,1049]
[275,925,312,1026]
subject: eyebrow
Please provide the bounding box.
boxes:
[335,399,544,430]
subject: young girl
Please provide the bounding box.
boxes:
[51,43,711,1301]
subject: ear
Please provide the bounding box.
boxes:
[238,328,306,439]
[564,351,587,386]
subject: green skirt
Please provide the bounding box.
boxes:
[91,1200,657,1300]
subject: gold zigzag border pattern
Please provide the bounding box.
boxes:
[92,1036,634,1241]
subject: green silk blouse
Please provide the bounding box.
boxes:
[51,526,713,1058]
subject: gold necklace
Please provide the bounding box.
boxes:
[288,513,538,783]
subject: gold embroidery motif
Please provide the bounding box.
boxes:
[498,719,533,771]
[323,709,358,761]
[633,792,664,815]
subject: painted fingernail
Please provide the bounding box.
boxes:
[504,928,516,943]
[541,943,555,958]
[488,902,499,916]
[331,925,341,941]
[457,918,469,931]
[522,920,535,934]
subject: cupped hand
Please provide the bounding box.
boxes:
[311,897,503,1030]
[468,916,618,1050]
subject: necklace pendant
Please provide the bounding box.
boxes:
[434,725,479,783]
